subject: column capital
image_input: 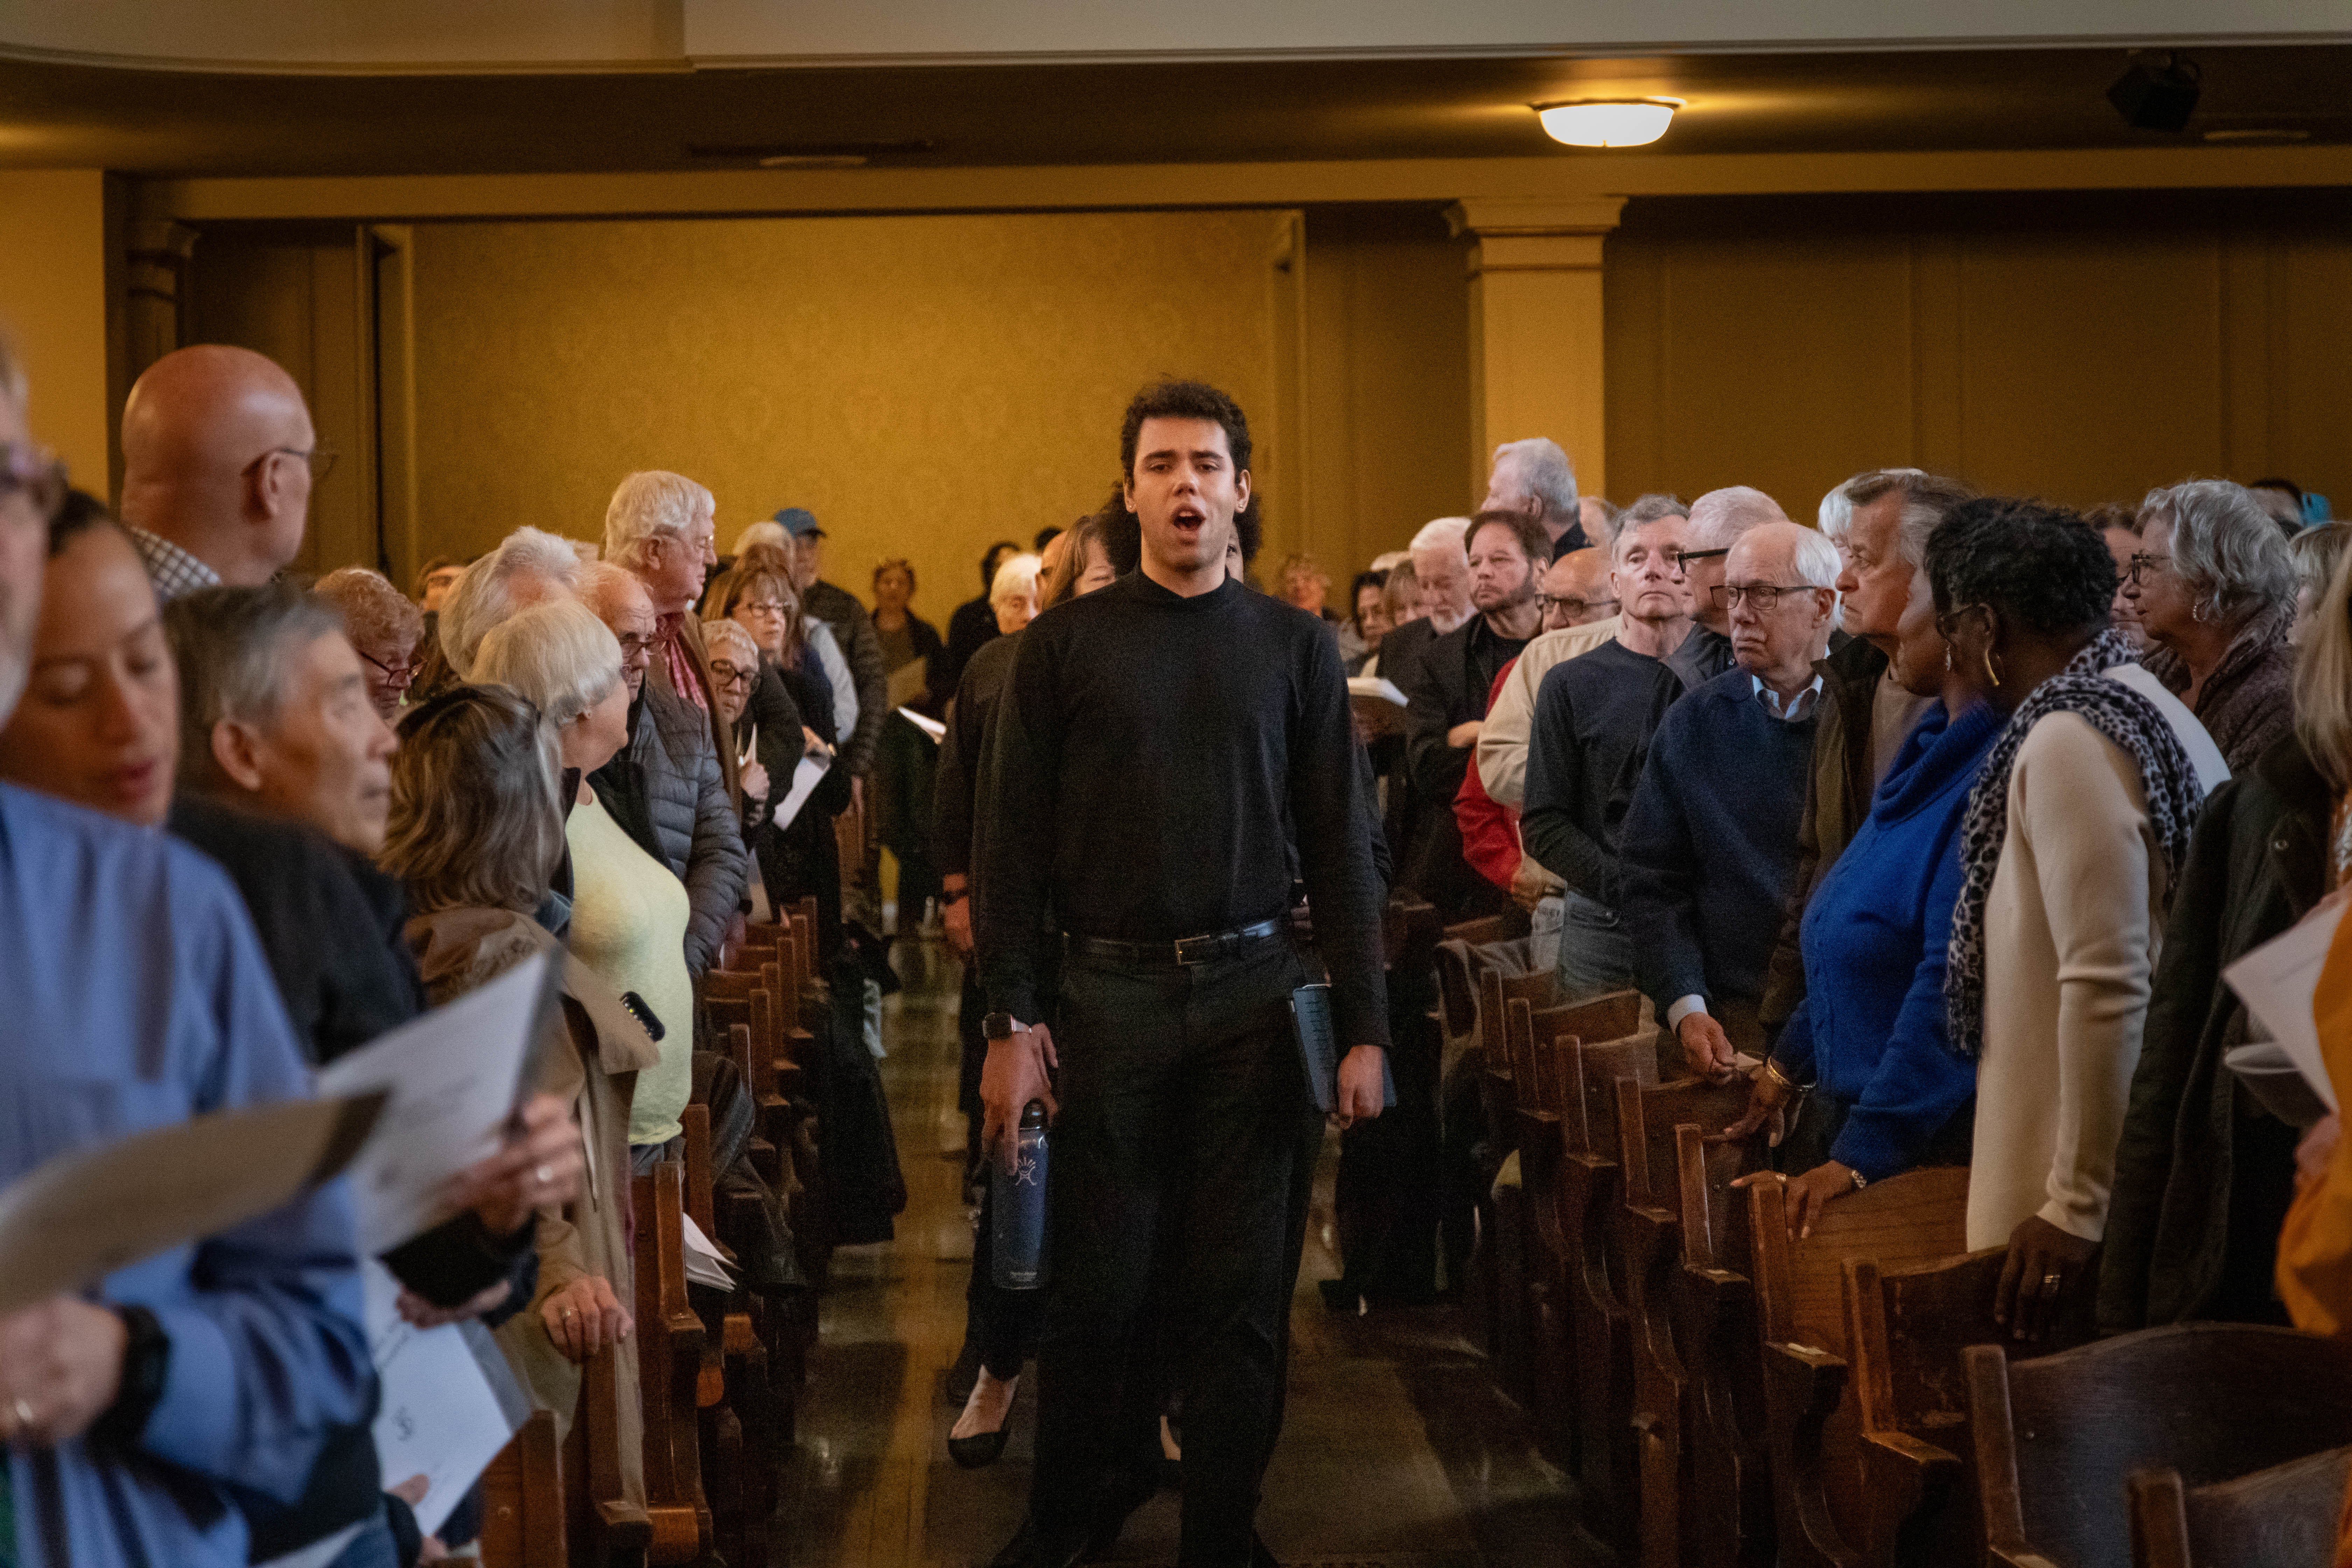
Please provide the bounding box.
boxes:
[1443,197,1627,240]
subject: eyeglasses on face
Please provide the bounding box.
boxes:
[614,632,660,660]
[0,442,67,519]
[2127,552,2172,586]
[1538,594,1619,617]
[1711,582,1828,611]
[737,599,790,618]
[247,445,338,483]
[357,649,425,686]
[707,660,756,689]
[1675,546,1730,566]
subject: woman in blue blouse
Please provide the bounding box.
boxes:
[1724,556,1997,1237]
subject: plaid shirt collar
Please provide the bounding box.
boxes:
[126,526,222,603]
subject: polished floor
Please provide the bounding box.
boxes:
[770,935,1594,1567]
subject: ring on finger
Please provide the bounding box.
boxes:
[535,1164,554,1187]
[2039,1270,2064,1296]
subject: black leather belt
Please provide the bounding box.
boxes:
[1065,918,1287,968]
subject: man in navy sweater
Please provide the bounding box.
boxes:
[1620,520,1840,1080]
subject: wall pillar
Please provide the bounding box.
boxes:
[0,170,117,497]
[1446,196,1625,504]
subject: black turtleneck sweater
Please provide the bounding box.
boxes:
[973,571,1390,1050]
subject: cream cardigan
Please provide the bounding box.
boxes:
[1966,712,2170,1251]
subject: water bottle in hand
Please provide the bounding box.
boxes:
[992,1100,1050,1290]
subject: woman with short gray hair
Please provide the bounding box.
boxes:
[2124,479,2297,771]
[477,599,698,1174]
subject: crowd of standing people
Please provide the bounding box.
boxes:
[5,323,2352,1568]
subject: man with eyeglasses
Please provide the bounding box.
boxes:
[118,345,325,600]
[1622,521,1841,1082]
[579,561,748,978]
[1676,485,1792,681]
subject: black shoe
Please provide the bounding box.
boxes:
[945,1338,983,1406]
[986,1515,1092,1568]
[947,1390,1013,1469]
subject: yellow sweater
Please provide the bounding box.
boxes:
[566,792,695,1148]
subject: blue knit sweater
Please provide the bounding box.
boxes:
[1620,667,1818,1018]
[1774,699,2000,1181]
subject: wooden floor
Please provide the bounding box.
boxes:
[768,935,1598,1568]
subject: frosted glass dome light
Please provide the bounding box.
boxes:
[1535,99,1679,148]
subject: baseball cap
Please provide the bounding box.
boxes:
[772,506,825,539]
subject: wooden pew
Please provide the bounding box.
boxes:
[1968,1322,2352,1568]
[1840,1248,2091,1568]
[1673,1121,1772,1568]
[1615,1071,1756,1568]
[631,1161,712,1565]
[1475,964,1557,1390]
[1745,1167,1969,1568]
[2130,1445,2352,1568]
[478,1410,565,1568]
[1545,991,1657,1556]
[680,1104,767,1568]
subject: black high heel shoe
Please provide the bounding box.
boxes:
[948,1378,1016,1469]
[948,1420,1012,1469]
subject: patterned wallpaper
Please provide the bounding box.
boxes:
[410,209,1289,617]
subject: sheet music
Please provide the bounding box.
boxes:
[0,1093,381,1317]
[773,755,831,831]
[2222,900,2345,1113]
[680,1211,736,1291]
[897,705,947,742]
[1347,676,1408,707]
[362,1261,525,1537]
[317,952,553,1252]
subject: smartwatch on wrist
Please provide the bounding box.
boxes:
[982,1011,1017,1043]
[94,1304,170,1448]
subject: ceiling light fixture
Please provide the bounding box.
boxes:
[1533,98,1680,149]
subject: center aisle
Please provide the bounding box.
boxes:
[771,934,1592,1567]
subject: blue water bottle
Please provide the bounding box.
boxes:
[992,1100,1050,1290]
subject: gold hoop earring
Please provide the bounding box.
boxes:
[1982,648,2003,688]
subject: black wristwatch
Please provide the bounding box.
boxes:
[94,1304,171,1448]
[982,1011,1017,1042]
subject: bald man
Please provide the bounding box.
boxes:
[1540,547,1617,633]
[1680,485,1791,656]
[119,345,319,600]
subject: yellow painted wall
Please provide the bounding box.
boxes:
[401,210,1295,617]
[0,170,115,497]
[1604,191,2352,518]
[1300,206,1473,591]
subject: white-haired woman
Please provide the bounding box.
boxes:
[2124,479,2297,771]
[704,614,808,913]
[475,598,696,1172]
[603,470,735,800]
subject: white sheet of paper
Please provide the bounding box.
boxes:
[362,1261,522,1538]
[897,705,947,742]
[680,1211,736,1290]
[2222,901,2345,1113]
[1348,676,1408,707]
[773,755,831,831]
[317,951,551,1252]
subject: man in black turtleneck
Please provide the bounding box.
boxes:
[974,380,1388,1568]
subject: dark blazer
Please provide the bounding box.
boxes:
[938,595,1001,702]
[2098,733,2326,1332]
[1394,615,1515,919]
[931,630,1021,880]
[1760,635,1893,1030]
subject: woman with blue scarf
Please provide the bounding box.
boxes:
[1723,532,1998,1236]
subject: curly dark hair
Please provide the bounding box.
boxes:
[1119,379,1253,480]
[1924,497,2116,635]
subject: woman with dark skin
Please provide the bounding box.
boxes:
[1930,502,2201,1341]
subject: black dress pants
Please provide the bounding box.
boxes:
[1331,963,1441,1302]
[1029,938,1324,1567]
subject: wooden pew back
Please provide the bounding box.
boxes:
[2130,1445,2352,1568]
[1747,1166,1969,1568]
[477,1409,564,1568]
[1969,1323,2352,1568]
